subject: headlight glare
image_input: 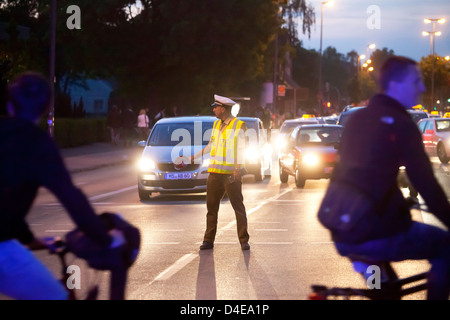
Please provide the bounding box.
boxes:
[302,154,320,166]
[138,158,156,171]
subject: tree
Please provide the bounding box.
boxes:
[419,55,450,111]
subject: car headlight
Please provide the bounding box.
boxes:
[138,158,156,172]
[277,136,287,150]
[302,153,320,166]
[245,146,259,162]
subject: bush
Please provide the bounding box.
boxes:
[42,117,108,148]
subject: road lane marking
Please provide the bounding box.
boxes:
[219,187,293,232]
[149,253,197,284]
[144,242,180,245]
[146,187,294,286]
[88,185,136,201]
[254,242,293,245]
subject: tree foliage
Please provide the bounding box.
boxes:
[0,0,319,116]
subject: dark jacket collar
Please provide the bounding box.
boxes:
[368,94,409,116]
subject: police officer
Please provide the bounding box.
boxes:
[191,95,250,250]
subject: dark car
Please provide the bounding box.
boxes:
[278,124,343,188]
[407,109,428,124]
[276,118,320,154]
[337,106,366,126]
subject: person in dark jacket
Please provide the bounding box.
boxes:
[0,72,124,300]
[329,56,450,299]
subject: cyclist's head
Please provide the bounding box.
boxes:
[7,71,52,122]
[378,56,417,92]
[378,56,425,108]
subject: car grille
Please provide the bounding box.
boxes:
[157,163,200,172]
[144,179,206,189]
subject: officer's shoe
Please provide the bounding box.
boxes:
[200,241,214,250]
[241,242,250,250]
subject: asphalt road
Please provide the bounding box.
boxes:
[20,153,450,303]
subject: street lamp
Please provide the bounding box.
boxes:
[318,0,333,115]
[423,18,445,111]
[366,43,376,58]
[357,54,365,72]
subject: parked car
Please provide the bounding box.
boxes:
[278,124,343,188]
[137,116,216,199]
[336,106,366,126]
[239,117,272,181]
[417,117,450,163]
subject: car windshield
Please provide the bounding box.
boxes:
[148,121,214,146]
[297,127,343,146]
[241,119,258,131]
[436,120,450,132]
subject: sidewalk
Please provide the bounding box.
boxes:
[60,142,142,173]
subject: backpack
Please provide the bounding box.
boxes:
[317,180,393,244]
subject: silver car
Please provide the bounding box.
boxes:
[239,117,272,181]
[137,116,215,199]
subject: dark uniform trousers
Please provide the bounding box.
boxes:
[204,173,249,244]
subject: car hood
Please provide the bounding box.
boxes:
[141,145,209,163]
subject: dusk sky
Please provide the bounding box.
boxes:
[299,0,450,62]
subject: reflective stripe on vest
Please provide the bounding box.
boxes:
[208,118,245,174]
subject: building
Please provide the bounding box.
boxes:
[67,79,114,117]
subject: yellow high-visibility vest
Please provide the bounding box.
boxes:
[208,118,246,174]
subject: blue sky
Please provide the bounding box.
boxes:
[299,0,450,61]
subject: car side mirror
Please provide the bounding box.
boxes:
[138,141,146,148]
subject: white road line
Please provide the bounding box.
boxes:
[144,242,180,245]
[147,187,294,286]
[254,242,294,245]
[150,253,197,284]
[89,185,136,201]
[40,186,137,206]
[219,187,293,232]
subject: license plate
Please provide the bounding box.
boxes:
[165,172,192,180]
[324,167,333,174]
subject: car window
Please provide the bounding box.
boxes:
[241,119,258,131]
[240,119,261,145]
[418,120,427,133]
[149,121,214,146]
[436,120,450,132]
[296,127,343,145]
[424,120,434,132]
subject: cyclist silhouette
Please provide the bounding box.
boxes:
[325,56,450,300]
[0,72,124,299]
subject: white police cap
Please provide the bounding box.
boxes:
[212,94,237,108]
